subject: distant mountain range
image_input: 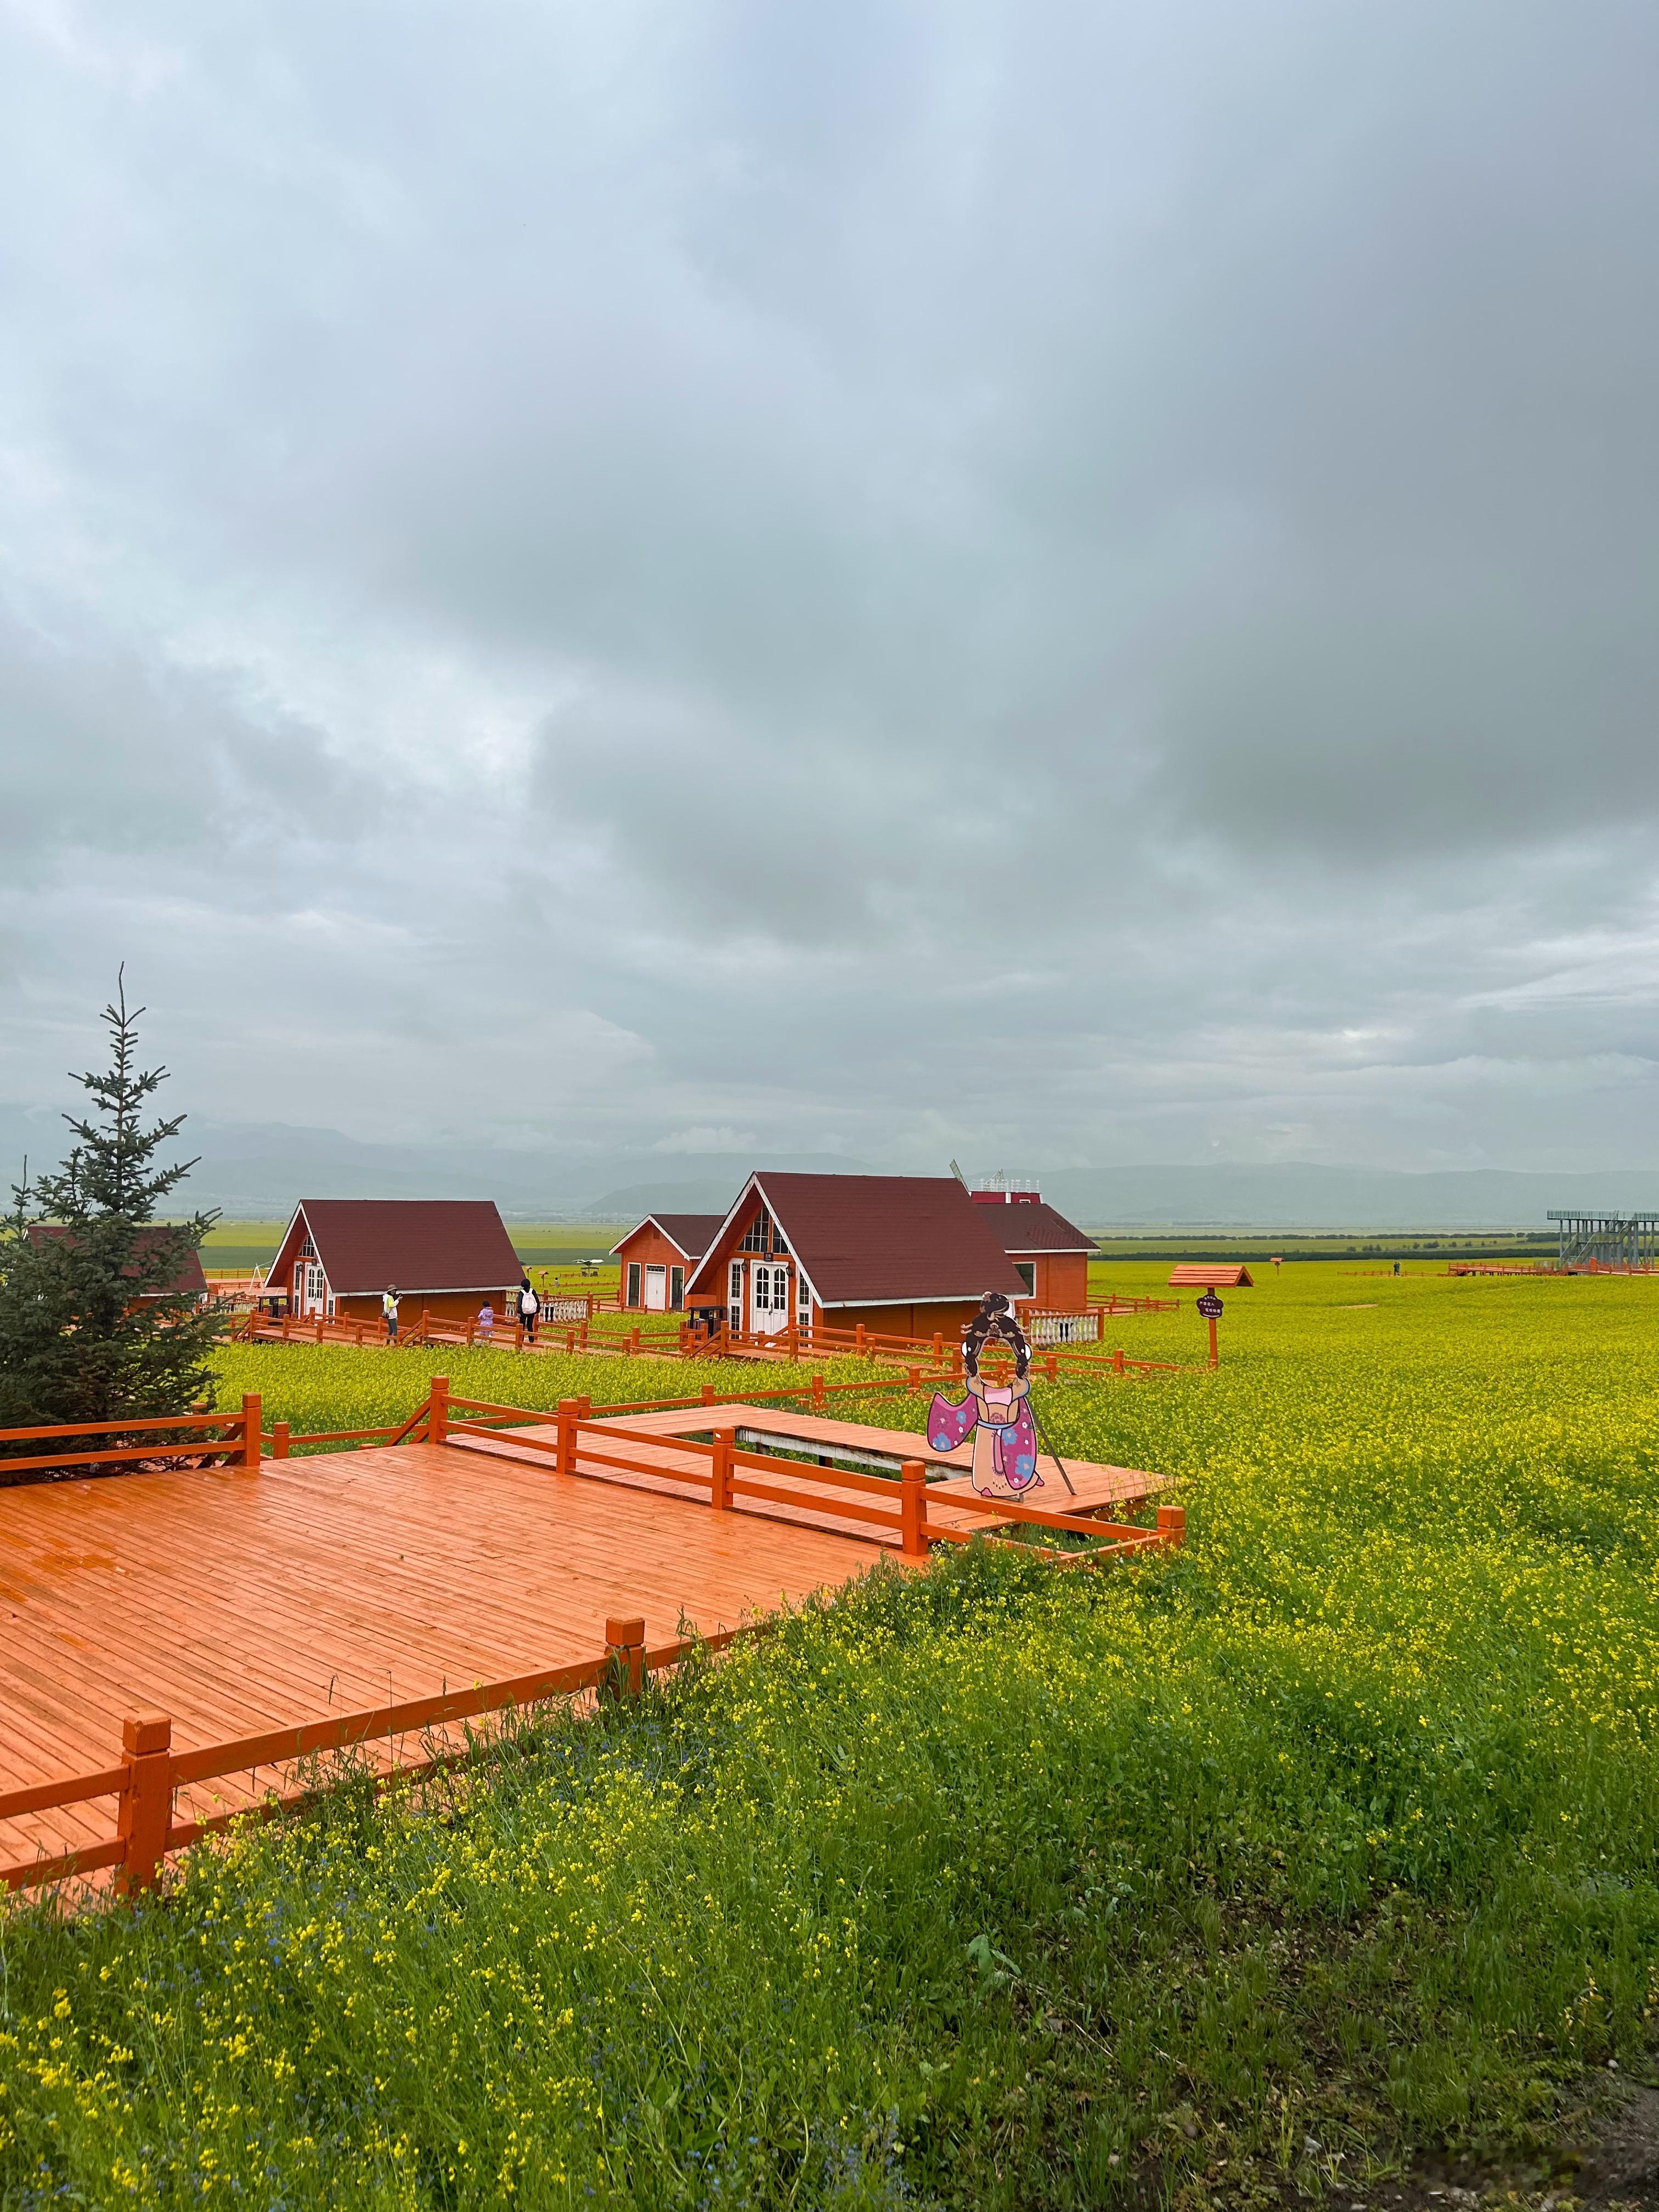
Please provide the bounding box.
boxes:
[3,1103,1655,1229]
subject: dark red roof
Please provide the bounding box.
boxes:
[611,1214,724,1262]
[685,1174,1029,1307]
[27,1224,209,1297]
[978,1200,1094,1256]
[289,1200,522,1294]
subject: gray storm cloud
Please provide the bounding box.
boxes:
[0,0,1656,1184]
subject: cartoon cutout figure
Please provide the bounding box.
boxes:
[927,1292,1042,1498]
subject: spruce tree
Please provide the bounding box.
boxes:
[0,975,221,1448]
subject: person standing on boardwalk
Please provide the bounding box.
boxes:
[382,1285,399,1343]
[478,1298,495,1343]
[518,1277,539,1343]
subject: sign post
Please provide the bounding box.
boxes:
[1195,1288,1224,1368]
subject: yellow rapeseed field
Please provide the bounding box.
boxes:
[2,1260,1656,2208]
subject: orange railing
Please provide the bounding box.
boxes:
[0,1398,263,1479]
[433,1386,1176,1563]
[230,1303,1189,1378]
[0,1616,756,1899]
[684,1318,1185,1381]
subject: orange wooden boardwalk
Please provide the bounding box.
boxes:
[506,1401,1166,1522]
[0,1441,903,1873]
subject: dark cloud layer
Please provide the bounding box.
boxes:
[1,0,1656,1185]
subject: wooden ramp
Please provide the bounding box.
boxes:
[0,1442,901,1874]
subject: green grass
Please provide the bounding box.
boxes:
[1087,1233,1558,1261]
[3,1267,1658,2206]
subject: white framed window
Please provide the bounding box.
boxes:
[729,1259,742,1329]
[797,1273,811,1322]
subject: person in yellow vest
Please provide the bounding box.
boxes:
[382,1285,399,1343]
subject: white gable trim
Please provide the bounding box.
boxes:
[611,1215,709,1263]
[680,1175,763,1301]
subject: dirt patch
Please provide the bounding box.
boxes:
[1574,2081,1659,2206]
[1124,2079,1659,2212]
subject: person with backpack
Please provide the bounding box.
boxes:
[382,1285,399,1343]
[518,1277,540,1343]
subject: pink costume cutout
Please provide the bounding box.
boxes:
[927,1388,1042,1496]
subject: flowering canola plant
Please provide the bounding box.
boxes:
[1,1263,1657,2208]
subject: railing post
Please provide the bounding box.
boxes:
[787,1319,798,1361]
[429,1375,449,1446]
[950,1346,962,1379]
[116,1713,173,1898]
[933,1331,943,1359]
[701,1382,715,1407]
[577,1395,591,1419]
[239,1393,262,1471]
[273,1420,290,1459]
[1157,1504,1186,1548]
[900,1460,929,1559]
[712,1426,733,1509]
[811,1373,826,1411]
[556,1398,580,1477]
[630,1326,641,1355]
[855,1322,866,1355]
[603,1615,646,1701]
[1113,1346,1125,1375]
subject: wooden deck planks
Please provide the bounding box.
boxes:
[0,1443,899,1870]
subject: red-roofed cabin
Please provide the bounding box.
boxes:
[970,1188,1095,1308]
[266,1200,524,1325]
[611,1215,723,1313]
[680,1173,1040,1342]
[1167,1263,1254,1288]
[26,1225,210,1305]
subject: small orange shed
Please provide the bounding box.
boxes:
[1168,1263,1254,1288]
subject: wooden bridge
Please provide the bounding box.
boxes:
[0,1388,1176,1898]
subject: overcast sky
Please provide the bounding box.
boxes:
[3,0,1657,1186]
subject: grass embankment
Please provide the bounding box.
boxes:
[3,1269,1658,2207]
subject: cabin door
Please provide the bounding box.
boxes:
[644,1264,668,1312]
[749,1261,791,1335]
[297,1261,329,1317]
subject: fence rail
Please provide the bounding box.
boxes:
[0,1619,755,1899]
[230,1303,1192,1376]
[0,1399,263,1479]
